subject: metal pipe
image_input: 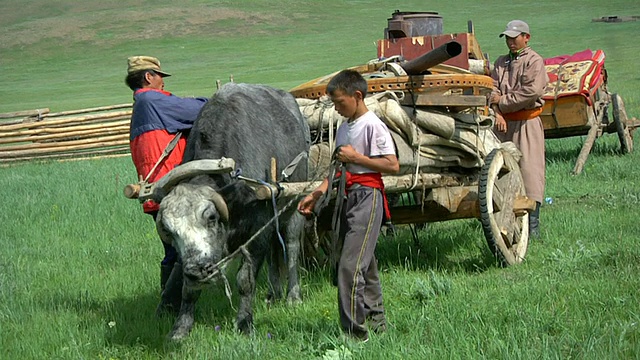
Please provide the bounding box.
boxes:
[400,41,463,75]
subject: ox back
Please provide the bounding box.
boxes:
[185,82,310,180]
[184,82,310,250]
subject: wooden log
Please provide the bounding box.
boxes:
[0,108,50,119]
[383,172,473,193]
[252,172,472,200]
[42,104,132,118]
[0,117,38,126]
[35,127,129,143]
[0,148,130,164]
[57,153,130,163]
[0,111,131,131]
[0,139,129,159]
[270,158,277,183]
[399,94,487,107]
[0,134,128,152]
[0,125,129,144]
[0,119,130,139]
[124,183,141,199]
[40,115,132,129]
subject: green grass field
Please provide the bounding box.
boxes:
[1,1,640,359]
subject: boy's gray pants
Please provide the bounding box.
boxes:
[337,186,386,338]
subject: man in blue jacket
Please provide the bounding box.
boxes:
[125,56,208,314]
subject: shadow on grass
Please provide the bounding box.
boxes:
[46,219,516,355]
[375,220,501,274]
[545,135,624,164]
[304,218,503,276]
[112,286,238,351]
[38,270,260,353]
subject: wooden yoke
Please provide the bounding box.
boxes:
[122,158,237,201]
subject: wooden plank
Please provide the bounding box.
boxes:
[513,195,537,216]
[540,95,592,131]
[390,199,480,224]
[426,186,476,213]
[399,94,487,107]
[465,33,485,61]
[292,73,493,100]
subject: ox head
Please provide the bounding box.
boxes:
[153,161,233,286]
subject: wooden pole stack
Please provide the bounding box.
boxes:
[0,104,133,164]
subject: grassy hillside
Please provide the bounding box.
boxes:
[1,0,638,113]
[1,1,640,359]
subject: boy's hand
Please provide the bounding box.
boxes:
[297,191,322,218]
[335,144,359,164]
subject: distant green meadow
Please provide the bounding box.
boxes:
[1,1,639,359]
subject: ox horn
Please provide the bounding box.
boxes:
[146,158,236,202]
[208,190,229,223]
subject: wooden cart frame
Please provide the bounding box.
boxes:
[541,50,638,175]
[278,147,535,266]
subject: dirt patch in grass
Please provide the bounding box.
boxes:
[0,6,293,50]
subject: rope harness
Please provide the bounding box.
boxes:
[314,146,347,285]
[193,151,323,307]
[143,132,182,183]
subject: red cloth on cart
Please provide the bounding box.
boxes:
[542,49,606,105]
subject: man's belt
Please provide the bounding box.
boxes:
[503,107,543,121]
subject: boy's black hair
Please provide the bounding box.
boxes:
[326,69,368,97]
[125,70,155,91]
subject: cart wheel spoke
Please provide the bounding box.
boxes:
[478,148,529,265]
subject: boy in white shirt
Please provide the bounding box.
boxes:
[298,69,399,341]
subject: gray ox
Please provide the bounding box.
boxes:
[153,83,310,340]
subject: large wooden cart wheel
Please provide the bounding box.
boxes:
[478,148,529,265]
[611,93,634,154]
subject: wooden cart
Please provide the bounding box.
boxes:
[128,65,534,266]
[281,13,537,266]
[274,147,534,266]
[127,12,535,266]
[541,49,638,175]
[285,42,534,265]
